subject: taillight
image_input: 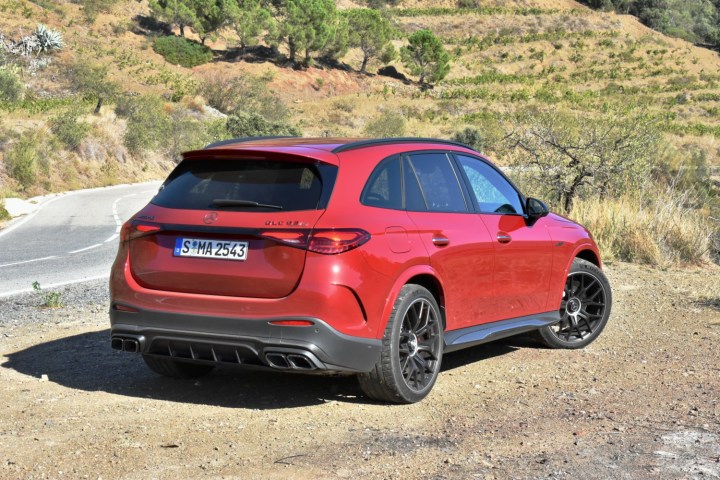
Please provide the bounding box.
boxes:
[259,229,370,255]
[120,220,162,242]
[259,230,309,247]
[307,229,370,255]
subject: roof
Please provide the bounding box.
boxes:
[202,136,475,153]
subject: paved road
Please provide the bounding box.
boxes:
[0,182,161,298]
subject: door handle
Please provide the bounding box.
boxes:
[496,233,512,244]
[431,237,450,247]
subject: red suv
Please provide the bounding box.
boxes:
[110,137,612,403]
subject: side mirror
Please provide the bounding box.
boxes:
[526,197,549,220]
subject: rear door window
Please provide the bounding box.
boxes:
[152,159,327,211]
[407,153,468,212]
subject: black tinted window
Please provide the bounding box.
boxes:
[153,159,324,211]
[403,157,427,211]
[456,155,523,214]
[407,153,467,212]
[361,157,402,209]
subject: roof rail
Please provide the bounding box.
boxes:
[204,136,298,150]
[331,137,475,153]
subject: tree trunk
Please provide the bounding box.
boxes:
[201,36,207,45]
[179,24,185,37]
[418,72,425,85]
[94,97,103,115]
[360,54,368,73]
[288,37,296,63]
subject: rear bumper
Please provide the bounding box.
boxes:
[109,305,382,373]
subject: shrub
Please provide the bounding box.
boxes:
[0,66,25,103]
[0,200,10,221]
[153,35,213,68]
[115,95,172,154]
[226,111,301,138]
[452,127,486,152]
[364,111,406,137]
[5,130,51,190]
[198,73,289,121]
[50,108,91,150]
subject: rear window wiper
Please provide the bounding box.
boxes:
[211,199,283,210]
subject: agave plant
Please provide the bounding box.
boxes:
[33,24,63,53]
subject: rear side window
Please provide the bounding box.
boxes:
[407,153,467,212]
[153,159,326,211]
[361,157,402,209]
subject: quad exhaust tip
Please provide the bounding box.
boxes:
[265,352,317,370]
[111,335,144,353]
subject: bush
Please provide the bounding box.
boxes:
[226,111,301,138]
[153,36,213,68]
[115,95,172,154]
[198,73,289,121]
[0,200,10,221]
[5,131,48,190]
[451,127,486,152]
[364,111,406,137]
[50,108,91,150]
[0,66,25,103]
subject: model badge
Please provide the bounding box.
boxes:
[203,212,218,224]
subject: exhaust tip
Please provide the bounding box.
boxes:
[123,339,140,353]
[111,337,124,350]
[287,354,316,370]
[265,353,290,369]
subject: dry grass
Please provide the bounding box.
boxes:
[570,185,718,266]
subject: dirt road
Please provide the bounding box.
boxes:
[1,262,719,479]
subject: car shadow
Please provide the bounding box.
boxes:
[2,329,538,409]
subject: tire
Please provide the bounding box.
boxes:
[536,258,612,349]
[143,355,215,379]
[358,284,444,404]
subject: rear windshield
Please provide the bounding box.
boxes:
[152,159,326,211]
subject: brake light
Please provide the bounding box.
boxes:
[259,229,370,254]
[259,230,309,246]
[120,220,162,242]
[308,229,370,255]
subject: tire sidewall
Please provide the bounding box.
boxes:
[384,285,444,403]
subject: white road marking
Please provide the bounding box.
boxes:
[0,255,58,268]
[68,243,103,254]
[104,234,119,243]
[0,274,109,299]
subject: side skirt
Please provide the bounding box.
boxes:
[443,311,560,353]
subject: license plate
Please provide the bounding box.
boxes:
[173,238,249,261]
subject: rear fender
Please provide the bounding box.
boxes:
[377,265,444,340]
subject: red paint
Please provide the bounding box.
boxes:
[110,138,603,341]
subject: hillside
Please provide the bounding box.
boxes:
[0,0,719,263]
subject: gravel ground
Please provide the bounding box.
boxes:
[0,262,719,479]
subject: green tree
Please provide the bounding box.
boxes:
[228,0,271,53]
[191,0,233,45]
[346,9,395,73]
[276,0,337,65]
[400,29,450,85]
[70,61,119,114]
[503,107,662,211]
[149,0,197,37]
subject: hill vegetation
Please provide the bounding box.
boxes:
[0,0,718,265]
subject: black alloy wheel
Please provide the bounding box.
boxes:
[537,258,612,349]
[359,284,444,403]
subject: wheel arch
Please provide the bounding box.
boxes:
[379,266,446,338]
[575,248,600,267]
